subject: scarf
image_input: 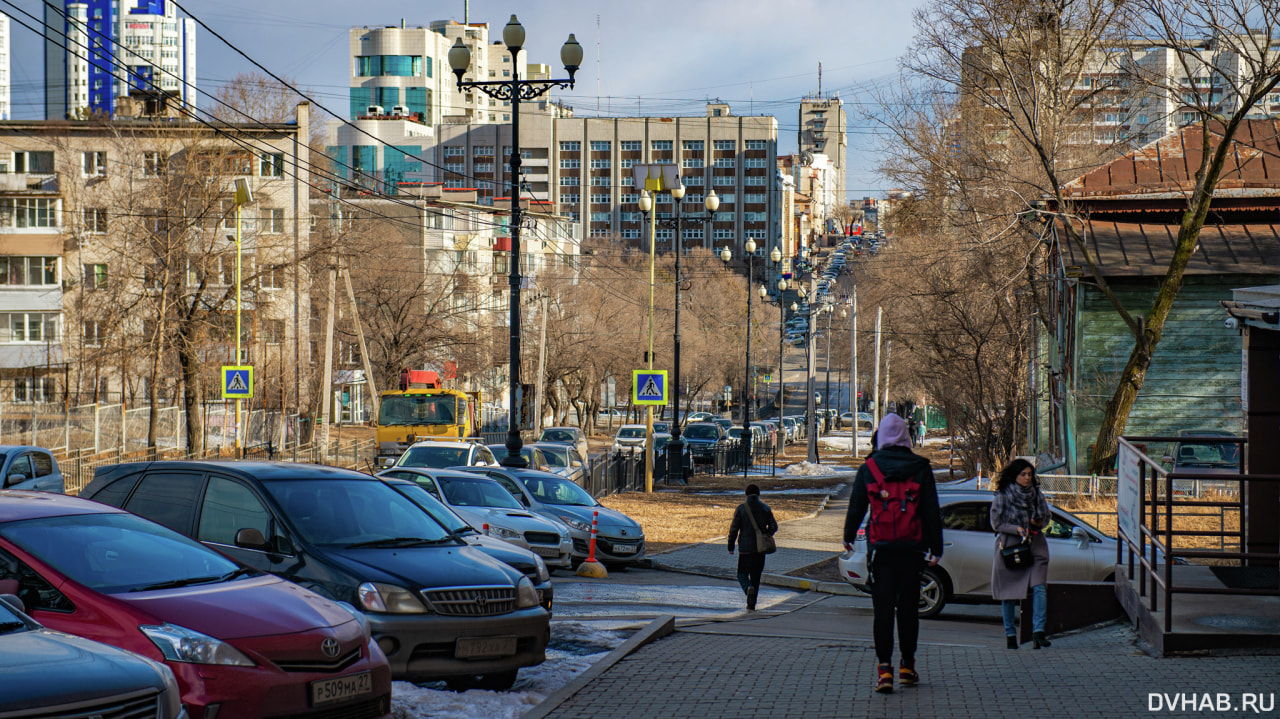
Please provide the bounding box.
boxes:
[996,482,1049,529]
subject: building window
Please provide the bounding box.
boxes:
[474,163,494,172]
[589,141,611,152]
[261,319,285,344]
[12,151,54,174]
[260,152,284,177]
[82,208,107,233]
[713,140,735,151]
[718,193,736,205]
[590,212,611,222]
[682,140,704,151]
[621,212,642,222]
[82,263,108,290]
[561,175,580,186]
[682,158,703,168]
[713,228,735,240]
[590,158,611,169]
[745,229,767,239]
[1,312,59,344]
[744,212,768,222]
[81,151,107,177]
[560,158,580,169]
[355,55,423,77]
[682,228,704,240]
[473,145,494,156]
[264,208,285,233]
[143,151,166,176]
[0,257,58,286]
[559,193,580,205]
[13,377,57,403]
[590,193,610,205]
[744,158,769,168]
[684,175,704,186]
[443,145,465,157]
[621,229,640,239]
[713,157,736,168]
[620,141,641,152]
[559,141,580,152]
[83,320,103,347]
[713,174,735,186]
[651,140,672,151]
[744,175,767,186]
[655,229,673,241]
[744,193,766,204]
[620,175,635,187]
[746,140,767,150]
[590,176,611,186]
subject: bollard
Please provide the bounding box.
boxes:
[576,509,608,578]
[483,523,490,536]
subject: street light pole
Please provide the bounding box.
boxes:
[770,245,784,416]
[231,178,253,458]
[721,239,757,478]
[450,16,582,469]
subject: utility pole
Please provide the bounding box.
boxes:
[850,287,859,458]
[318,201,339,453]
[884,340,892,417]
[533,294,550,436]
[872,306,882,431]
[341,266,380,419]
[806,278,819,463]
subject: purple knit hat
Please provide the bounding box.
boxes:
[876,414,912,449]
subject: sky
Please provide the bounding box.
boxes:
[5,0,928,198]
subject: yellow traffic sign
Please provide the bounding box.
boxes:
[222,365,254,399]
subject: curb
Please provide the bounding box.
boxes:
[761,571,863,596]
[522,615,676,719]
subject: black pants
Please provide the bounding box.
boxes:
[737,553,766,595]
[870,549,923,664]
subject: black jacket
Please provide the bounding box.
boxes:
[728,495,778,555]
[843,445,944,557]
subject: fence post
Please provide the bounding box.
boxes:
[1090,474,1098,498]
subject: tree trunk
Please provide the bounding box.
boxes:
[178,327,204,454]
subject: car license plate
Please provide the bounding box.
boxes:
[456,636,518,659]
[529,545,559,558]
[310,671,372,707]
[611,544,636,554]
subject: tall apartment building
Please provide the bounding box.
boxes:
[0,14,10,121]
[44,0,196,120]
[798,94,846,224]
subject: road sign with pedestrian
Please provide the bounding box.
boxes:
[222,365,254,399]
[632,370,668,405]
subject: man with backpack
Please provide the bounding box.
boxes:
[844,413,944,694]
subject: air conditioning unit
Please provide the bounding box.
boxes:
[366,105,385,116]
[391,105,407,116]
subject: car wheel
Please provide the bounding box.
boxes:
[476,670,519,691]
[918,566,950,619]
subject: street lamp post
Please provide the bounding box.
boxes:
[770,245,784,415]
[721,239,757,478]
[231,178,253,458]
[449,16,582,468]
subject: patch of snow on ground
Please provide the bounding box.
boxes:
[784,461,851,477]
[689,487,839,496]
[391,621,630,719]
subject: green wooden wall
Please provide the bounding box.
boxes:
[1070,275,1268,470]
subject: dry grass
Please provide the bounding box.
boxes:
[598,491,829,555]
[1055,492,1242,560]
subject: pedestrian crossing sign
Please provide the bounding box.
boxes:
[632,370,668,405]
[222,365,254,399]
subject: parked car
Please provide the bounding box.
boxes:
[838,490,1122,618]
[0,446,62,493]
[652,420,672,435]
[838,411,855,428]
[537,427,589,465]
[1163,430,1242,494]
[857,412,875,430]
[378,467,573,569]
[750,421,777,449]
[0,592,188,719]
[685,412,716,423]
[485,444,553,472]
[0,487,394,715]
[397,440,498,469]
[81,462,548,691]
[529,442,586,485]
[466,467,646,566]
[376,476,553,612]
[612,424,648,455]
[682,422,731,464]
[596,408,624,424]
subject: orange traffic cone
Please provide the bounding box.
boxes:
[575,509,608,578]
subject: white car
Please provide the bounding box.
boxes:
[612,424,648,455]
[838,490,1121,618]
[395,439,498,469]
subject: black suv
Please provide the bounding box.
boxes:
[81,461,549,691]
[681,422,730,464]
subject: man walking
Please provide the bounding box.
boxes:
[844,414,943,694]
[728,484,778,611]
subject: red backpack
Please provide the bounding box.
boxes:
[864,456,923,547]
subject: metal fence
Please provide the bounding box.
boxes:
[582,452,646,498]
[1036,473,1238,499]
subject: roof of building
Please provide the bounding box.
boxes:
[1061,220,1280,277]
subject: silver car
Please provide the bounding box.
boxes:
[0,446,63,493]
[537,427,589,465]
[529,442,586,485]
[838,490,1120,618]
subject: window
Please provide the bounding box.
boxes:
[259,152,284,177]
[619,158,636,169]
[123,472,202,533]
[717,193,736,205]
[682,157,704,168]
[589,141,611,152]
[713,174,735,186]
[651,140,672,151]
[355,55,423,77]
[713,140,735,151]
[682,140,704,151]
[198,477,273,548]
[682,227,704,240]
[143,151,166,176]
[590,212,611,222]
[940,502,994,533]
[744,158,769,168]
[620,212,642,222]
[0,257,58,286]
[590,176,611,186]
[619,193,639,204]
[82,263,107,290]
[82,208,107,233]
[1,313,59,343]
[744,228,767,240]
[560,158,580,169]
[590,193,610,205]
[713,228,735,240]
[590,158,611,169]
[559,193,579,205]
[620,141,641,152]
[684,175,704,186]
[83,320,103,346]
[13,151,54,174]
[714,157,736,168]
[474,163,494,172]
[744,212,767,222]
[261,319,285,344]
[655,228,673,241]
[744,193,766,204]
[744,175,767,186]
[561,175,580,186]
[264,208,285,233]
[473,145,494,157]
[259,262,285,290]
[559,141,580,152]
[0,199,59,228]
[0,548,70,611]
[621,229,640,239]
[443,145,465,157]
[620,175,635,187]
[746,140,767,150]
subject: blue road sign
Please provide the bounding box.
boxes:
[222,365,254,399]
[632,370,668,405]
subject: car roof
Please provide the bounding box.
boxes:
[396,466,491,481]
[617,424,646,430]
[0,446,53,453]
[541,427,579,433]
[0,490,126,523]
[407,440,475,448]
[95,460,373,482]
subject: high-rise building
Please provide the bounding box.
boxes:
[44,0,196,120]
[798,94,846,227]
[0,14,11,120]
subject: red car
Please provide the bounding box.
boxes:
[0,490,391,719]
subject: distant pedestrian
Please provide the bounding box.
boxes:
[916,418,927,446]
[907,416,920,447]
[844,414,943,694]
[728,484,778,611]
[991,459,1052,650]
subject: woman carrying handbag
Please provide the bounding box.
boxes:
[728,484,778,611]
[990,459,1052,649]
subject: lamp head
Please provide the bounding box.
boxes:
[233,177,253,205]
[638,190,652,212]
[744,238,756,254]
[705,190,720,212]
[841,308,848,318]
[797,287,807,300]
[770,245,781,263]
[778,278,787,291]
[759,285,768,299]
[670,184,686,200]
[503,15,526,51]
[561,34,583,82]
[448,38,471,85]
[791,302,799,311]
[720,246,732,263]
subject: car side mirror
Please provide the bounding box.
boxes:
[1071,526,1089,545]
[235,528,271,551]
[0,593,25,615]
[1160,455,1173,464]
[572,460,583,467]
[7,474,26,484]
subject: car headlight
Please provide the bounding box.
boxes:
[558,515,592,532]
[139,623,255,666]
[532,554,550,583]
[515,576,540,609]
[336,601,373,641]
[357,582,427,614]
[488,525,521,540]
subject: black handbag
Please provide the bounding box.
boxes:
[745,504,777,554]
[999,535,1032,570]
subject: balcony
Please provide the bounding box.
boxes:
[0,174,59,194]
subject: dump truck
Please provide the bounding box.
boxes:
[375,369,482,467]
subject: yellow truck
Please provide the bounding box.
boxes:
[375,370,482,467]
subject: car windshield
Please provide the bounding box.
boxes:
[0,512,244,594]
[1175,442,1240,468]
[437,476,524,509]
[653,422,671,433]
[378,394,458,426]
[262,478,452,547]
[539,446,569,467]
[684,424,719,439]
[729,428,745,439]
[618,428,645,439]
[397,445,469,468]
[384,482,471,534]
[521,475,597,507]
[0,600,30,633]
[540,429,575,443]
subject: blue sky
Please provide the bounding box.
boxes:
[6,0,926,197]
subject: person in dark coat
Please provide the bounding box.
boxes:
[728,484,778,611]
[844,414,943,694]
[990,459,1052,649]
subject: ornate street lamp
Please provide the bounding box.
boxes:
[721,238,757,477]
[449,16,582,468]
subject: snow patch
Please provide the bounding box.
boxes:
[783,461,852,477]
